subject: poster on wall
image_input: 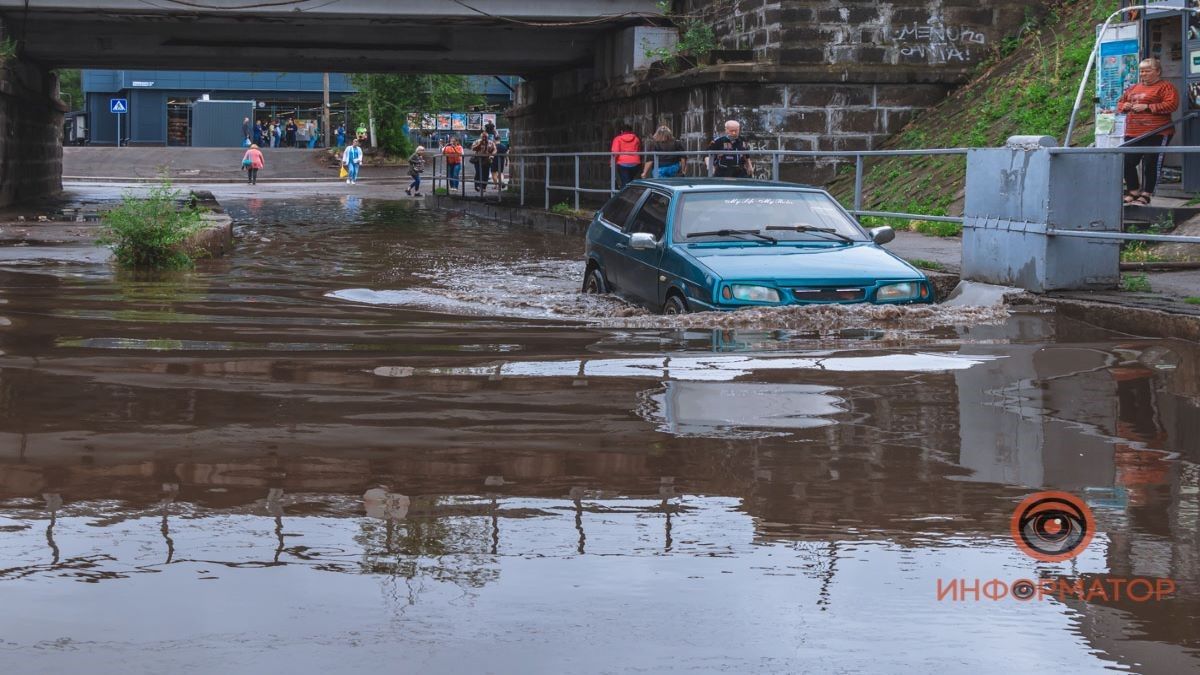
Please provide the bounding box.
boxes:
[1095,22,1140,148]
[421,113,438,130]
[468,113,483,130]
[437,112,453,130]
[482,113,497,129]
[406,113,420,130]
[451,113,467,131]
[1190,0,1200,41]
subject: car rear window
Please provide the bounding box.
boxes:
[600,187,645,228]
[674,190,867,242]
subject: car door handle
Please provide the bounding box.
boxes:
[615,242,628,250]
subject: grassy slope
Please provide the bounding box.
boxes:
[829,0,1119,235]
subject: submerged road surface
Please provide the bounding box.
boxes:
[0,197,1198,674]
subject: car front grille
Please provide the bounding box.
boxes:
[790,287,866,302]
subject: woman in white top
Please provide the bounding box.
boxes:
[341,139,363,184]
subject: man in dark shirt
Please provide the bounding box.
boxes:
[706,120,754,178]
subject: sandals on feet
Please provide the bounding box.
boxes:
[1123,192,1138,205]
[1135,193,1152,205]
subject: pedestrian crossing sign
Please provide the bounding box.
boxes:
[110,98,128,114]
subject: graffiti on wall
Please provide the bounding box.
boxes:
[890,22,988,63]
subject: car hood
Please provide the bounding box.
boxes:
[684,244,921,283]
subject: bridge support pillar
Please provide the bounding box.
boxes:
[0,48,64,207]
[962,136,1122,293]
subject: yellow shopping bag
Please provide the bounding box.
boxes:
[339,165,349,179]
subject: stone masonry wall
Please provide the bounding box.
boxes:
[0,59,64,207]
[675,0,1042,66]
[508,0,1048,194]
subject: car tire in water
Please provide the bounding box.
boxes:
[663,294,688,315]
[583,267,607,294]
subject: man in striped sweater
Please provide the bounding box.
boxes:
[1117,58,1180,205]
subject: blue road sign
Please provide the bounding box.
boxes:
[110,98,128,114]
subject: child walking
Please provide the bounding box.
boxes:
[406,146,426,196]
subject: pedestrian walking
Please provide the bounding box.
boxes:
[252,120,263,147]
[286,118,298,148]
[306,120,318,149]
[267,120,277,148]
[706,120,753,178]
[242,117,251,144]
[443,136,464,189]
[242,143,265,185]
[491,134,509,191]
[611,124,642,188]
[642,125,688,178]
[406,146,426,196]
[470,131,495,193]
[273,120,282,148]
[341,138,363,184]
[1118,58,1180,205]
[336,123,346,147]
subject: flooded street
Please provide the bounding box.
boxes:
[1,197,1198,673]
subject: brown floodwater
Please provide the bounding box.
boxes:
[1,197,1198,674]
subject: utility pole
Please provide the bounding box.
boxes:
[322,72,331,147]
[367,99,377,149]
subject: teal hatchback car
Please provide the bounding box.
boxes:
[583,179,933,314]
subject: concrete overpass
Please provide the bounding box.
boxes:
[0,0,661,73]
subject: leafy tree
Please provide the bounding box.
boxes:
[348,74,483,156]
[56,69,83,111]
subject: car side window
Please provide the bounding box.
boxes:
[626,192,670,240]
[600,187,645,229]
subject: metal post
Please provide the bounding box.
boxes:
[322,72,331,148]
[853,154,864,212]
[771,151,780,181]
[609,156,616,194]
[574,155,580,212]
[545,156,551,210]
[520,157,526,206]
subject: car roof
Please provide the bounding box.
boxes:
[629,178,822,193]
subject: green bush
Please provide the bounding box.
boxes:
[98,180,204,270]
[1121,273,1151,293]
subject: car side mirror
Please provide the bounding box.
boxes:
[629,232,657,250]
[869,226,895,245]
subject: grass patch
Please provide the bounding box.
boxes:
[908,258,946,271]
[914,220,962,237]
[829,1,1119,222]
[433,187,449,195]
[98,180,204,270]
[1121,240,1164,263]
[1121,273,1152,293]
[548,201,588,218]
[1184,296,1200,305]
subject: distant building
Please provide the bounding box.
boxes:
[81,70,519,147]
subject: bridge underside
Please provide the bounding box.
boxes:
[0,1,656,74]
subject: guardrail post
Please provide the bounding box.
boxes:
[545,156,550,210]
[853,154,864,212]
[574,155,580,212]
[609,157,616,195]
[520,157,525,207]
[771,151,780,181]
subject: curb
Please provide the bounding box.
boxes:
[64,176,409,184]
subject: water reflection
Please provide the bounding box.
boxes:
[0,198,1198,672]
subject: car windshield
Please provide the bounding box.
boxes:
[674,190,867,243]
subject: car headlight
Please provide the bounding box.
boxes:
[876,282,921,301]
[724,284,780,303]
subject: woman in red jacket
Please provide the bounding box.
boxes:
[611,125,642,188]
[1117,58,1180,205]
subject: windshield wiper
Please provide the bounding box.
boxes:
[686,229,777,244]
[765,224,856,244]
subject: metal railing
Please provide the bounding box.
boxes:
[422,147,970,225]
[417,144,1200,247]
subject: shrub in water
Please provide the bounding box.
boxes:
[99,180,204,269]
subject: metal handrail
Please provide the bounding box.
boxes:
[1119,111,1200,146]
[422,147,971,224]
